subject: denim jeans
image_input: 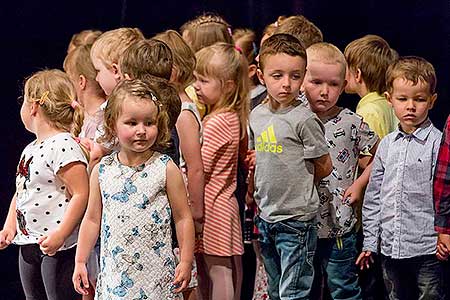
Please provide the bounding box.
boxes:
[381,254,445,300]
[311,231,362,300]
[255,216,317,300]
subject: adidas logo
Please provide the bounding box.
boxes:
[255,124,283,153]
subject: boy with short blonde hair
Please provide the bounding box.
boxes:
[358,56,443,300]
[273,15,323,48]
[344,35,398,139]
[303,42,378,300]
[249,33,332,300]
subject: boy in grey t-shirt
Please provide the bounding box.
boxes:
[248,34,332,300]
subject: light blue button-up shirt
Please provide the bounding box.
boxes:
[363,119,442,259]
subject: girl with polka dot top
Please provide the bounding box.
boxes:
[0,69,89,300]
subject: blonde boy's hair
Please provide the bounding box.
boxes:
[273,15,323,48]
[119,39,173,81]
[259,33,306,71]
[195,42,249,137]
[67,29,102,53]
[101,79,171,149]
[181,13,233,52]
[63,44,104,96]
[344,35,398,94]
[386,56,437,94]
[24,69,84,137]
[91,28,144,67]
[307,42,347,79]
[154,30,196,87]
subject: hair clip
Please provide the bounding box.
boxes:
[37,91,50,105]
[252,42,258,57]
[150,92,163,111]
[274,21,279,27]
[227,27,233,37]
[234,45,243,54]
[71,100,80,109]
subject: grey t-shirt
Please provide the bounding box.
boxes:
[249,101,329,223]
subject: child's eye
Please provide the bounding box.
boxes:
[145,121,154,126]
[292,74,302,80]
[126,121,137,126]
[397,97,407,101]
[272,74,282,79]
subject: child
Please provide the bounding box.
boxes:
[67,29,102,53]
[344,35,398,139]
[302,43,379,300]
[249,33,332,300]
[72,79,195,299]
[357,56,443,300]
[0,69,89,299]
[193,42,249,300]
[64,43,106,140]
[154,29,204,299]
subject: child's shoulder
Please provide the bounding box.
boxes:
[205,111,239,127]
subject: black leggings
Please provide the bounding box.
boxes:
[18,244,78,300]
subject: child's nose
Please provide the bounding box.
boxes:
[320,84,329,96]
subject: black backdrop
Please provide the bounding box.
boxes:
[0,0,449,298]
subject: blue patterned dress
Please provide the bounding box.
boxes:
[95,152,182,300]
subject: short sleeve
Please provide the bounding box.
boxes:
[299,116,329,159]
[357,119,379,154]
[49,137,88,175]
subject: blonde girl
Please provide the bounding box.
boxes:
[0,69,89,300]
[72,79,195,300]
[193,43,249,300]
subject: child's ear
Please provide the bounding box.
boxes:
[79,75,87,90]
[384,91,393,106]
[30,102,39,116]
[257,69,265,85]
[429,93,438,109]
[355,68,363,83]
[248,64,257,79]
[111,63,121,81]
[340,79,348,94]
[224,80,236,94]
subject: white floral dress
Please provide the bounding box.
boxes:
[95,152,182,300]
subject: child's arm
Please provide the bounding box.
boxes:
[176,111,205,224]
[88,142,111,172]
[311,153,333,183]
[245,150,256,206]
[73,165,103,296]
[344,140,380,205]
[166,160,195,293]
[0,195,17,249]
[38,162,89,256]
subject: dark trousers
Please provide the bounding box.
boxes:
[18,244,78,300]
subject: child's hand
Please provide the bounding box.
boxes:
[436,233,450,261]
[72,262,90,295]
[245,150,256,171]
[343,181,364,206]
[173,261,192,293]
[356,251,374,270]
[37,229,65,256]
[0,228,15,250]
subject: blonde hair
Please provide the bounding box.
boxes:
[119,39,173,81]
[233,28,258,64]
[154,30,196,87]
[344,35,398,94]
[181,13,233,52]
[101,79,171,150]
[307,42,347,79]
[386,56,437,94]
[91,28,144,67]
[195,43,249,138]
[263,16,287,38]
[67,29,102,53]
[259,33,306,71]
[24,69,84,137]
[273,15,323,48]
[63,44,104,96]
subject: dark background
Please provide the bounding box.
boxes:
[0,0,449,298]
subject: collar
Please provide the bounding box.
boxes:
[394,118,433,142]
[250,84,266,99]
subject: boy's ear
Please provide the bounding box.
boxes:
[429,93,438,109]
[355,68,363,83]
[111,63,121,81]
[384,91,393,106]
[257,69,265,85]
[78,75,87,90]
[248,64,257,79]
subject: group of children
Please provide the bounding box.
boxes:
[0,12,448,300]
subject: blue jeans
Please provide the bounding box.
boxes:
[255,216,317,300]
[311,231,362,300]
[381,254,445,300]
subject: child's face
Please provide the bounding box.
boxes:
[302,60,346,116]
[258,53,306,110]
[385,78,437,134]
[115,96,159,155]
[20,100,34,133]
[92,56,119,96]
[193,71,223,108]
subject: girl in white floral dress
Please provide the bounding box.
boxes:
[73,79,195,300]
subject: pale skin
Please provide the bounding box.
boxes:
[0,101,89,255]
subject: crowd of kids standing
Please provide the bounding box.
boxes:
[1,12,450,300]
